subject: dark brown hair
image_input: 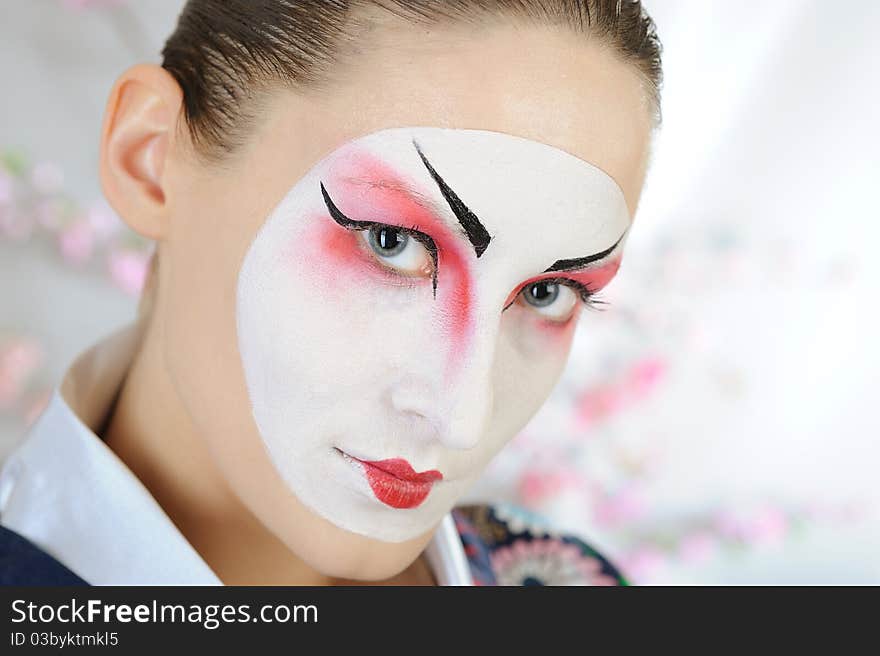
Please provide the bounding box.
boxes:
[161,0,663,159]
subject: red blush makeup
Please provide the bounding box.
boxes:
[322,151,478,378]
[534,303,583,335]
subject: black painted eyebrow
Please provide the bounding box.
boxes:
[412,139,492,258]
[543,230,628,273]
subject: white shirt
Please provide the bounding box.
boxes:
[0,324,473,586]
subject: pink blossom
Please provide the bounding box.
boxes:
[574,384,623,429]
[0,171,13,204]
[713,508,746,540]
[677,531,719,564]
[619,545,667,583]
[86,201,123,242]
[58,218,96,264]
[593,485,647,527]
[518,470,553,505]
[742,506,789,548]
[0,339,45,410]
[573,357,666,430]
[34,199,65,230]
[107,249,149,296]
[0,207,32,241]
[517,467,584,506]
[625,356,666,400]
[30,161,64,195]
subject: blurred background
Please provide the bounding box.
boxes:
[1,0,877,583]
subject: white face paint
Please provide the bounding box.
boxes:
[236,127,631,542]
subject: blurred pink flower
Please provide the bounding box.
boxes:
[0,171,13,204]
[625,357,666,400]
[677,531,719,564]
[574,384,623,429]
[573,355,666,429]
[0,207,33,241]
[713,508,746,540]
[86,201,123,243]
[30,161,64,195]
[742,506,788,548]
[34,199,65,230]
[619,545,667,583]
[593,485,647,527]
[517,466,584,506]
[58,218,96,264]
[0,338,45,410]
[107,249,149,296]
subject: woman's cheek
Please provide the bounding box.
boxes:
[534,303,583,342]
[291,216,374,291]
[506,302,582,357]
[487,313,578,451]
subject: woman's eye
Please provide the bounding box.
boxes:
[519,281,579,322]
[359,225,434,277]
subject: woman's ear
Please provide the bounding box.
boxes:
[99,63,183,241]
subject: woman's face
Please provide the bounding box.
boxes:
[237,126,631,543]
[158,20,653,578]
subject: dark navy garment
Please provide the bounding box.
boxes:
[1,504,626,586]
[0,524,88,585]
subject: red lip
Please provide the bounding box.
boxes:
[354,457,443,509]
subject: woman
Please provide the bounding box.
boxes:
[0,0,662,585]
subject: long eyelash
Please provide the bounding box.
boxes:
[559,278,609,313]
[503,277,610,313]
[581,291,609,312]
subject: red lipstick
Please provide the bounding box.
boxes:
[355,457,443,509]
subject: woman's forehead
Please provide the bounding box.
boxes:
[332,127,628,203]
[321,126,632,265]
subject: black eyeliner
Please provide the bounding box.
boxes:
[320,181,440,296]
[543,229,628,273]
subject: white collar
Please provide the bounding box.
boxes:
[0,323,472,585]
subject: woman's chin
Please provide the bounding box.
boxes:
[277,516,437,583]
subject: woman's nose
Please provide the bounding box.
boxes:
[443,343,495,450]
[387,317,499,452]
